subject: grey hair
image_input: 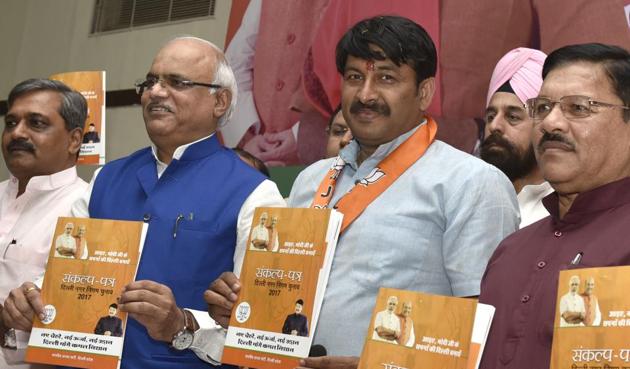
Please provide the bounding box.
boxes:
[8,78,87,131]
[212,57,238,127]
[168,36,238,127]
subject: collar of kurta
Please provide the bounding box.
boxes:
[8,166,79,193]
[542,176,630,227]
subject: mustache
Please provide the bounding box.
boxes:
[537,131,576,151]
[146,101,173,113]
[6,139,35,153]
[349,100,390,117]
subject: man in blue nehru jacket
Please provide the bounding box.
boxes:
[5,37,284,369]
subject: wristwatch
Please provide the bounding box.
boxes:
[171,308,195,350]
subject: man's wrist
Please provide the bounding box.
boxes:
[185,309,199,332]
[170,308,197,350]
[172,308,187,339]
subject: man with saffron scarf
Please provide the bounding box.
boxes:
[207,15,518,368]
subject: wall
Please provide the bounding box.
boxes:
[0,0,232,181]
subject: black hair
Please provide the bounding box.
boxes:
[327,104,342,129]
[543,43,630,121]
[295,299,304,306]
[232,148,270,177]
[335,15,437,86]
[8,78,87,131]
[109,303,118,309]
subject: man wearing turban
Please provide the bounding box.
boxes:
[480,48,553,228]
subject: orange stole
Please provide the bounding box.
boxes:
[397,315,413,345]
[311,117,438,233]
[73,236,86,259]
[581,294,598,326]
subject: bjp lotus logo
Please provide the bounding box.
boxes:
[357,168,385,187]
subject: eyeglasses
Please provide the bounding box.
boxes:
[526,95,629,121]
[135,75,222,95]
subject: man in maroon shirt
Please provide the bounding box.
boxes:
[479,43,630,369]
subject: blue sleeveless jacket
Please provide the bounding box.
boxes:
[88,136,264,369]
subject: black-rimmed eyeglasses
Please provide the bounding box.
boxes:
[526,95,629,121]
[135,75,222,95]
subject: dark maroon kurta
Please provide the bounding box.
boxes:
[479,176,630,369]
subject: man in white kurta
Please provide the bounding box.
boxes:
[479,48,553,228]
[372,296,401,344]
[249,212,270,251]
[559,275,586,327]
[53,222,77,258]
[0,78,89,368]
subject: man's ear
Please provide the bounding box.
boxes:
[417,77,436,111]
[213,89,232,121]
[68,128,82,156]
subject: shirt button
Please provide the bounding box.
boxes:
[286,33,296,45]
[143,213,151,222]
[521,295,530,303]
[554,231,562,237]
[275,80,285,91]
[537,261,547,269]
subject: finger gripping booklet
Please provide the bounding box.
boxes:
[25,217,147,369]
[222,207,342,369]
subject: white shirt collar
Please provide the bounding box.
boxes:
[518,181,553,201]
[150,133,215,178]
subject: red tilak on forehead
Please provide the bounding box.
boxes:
[366,60,375,71]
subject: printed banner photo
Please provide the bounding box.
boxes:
[50,71,106,165]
